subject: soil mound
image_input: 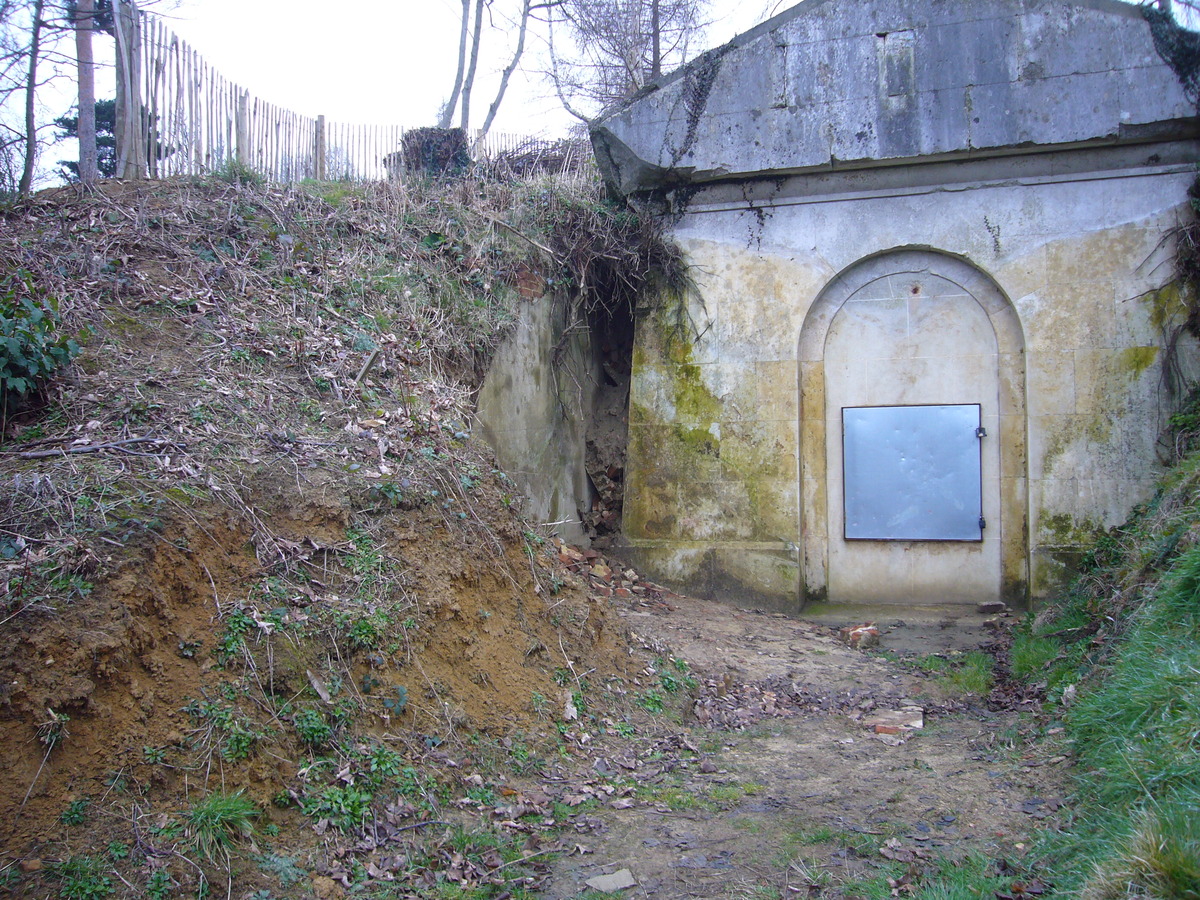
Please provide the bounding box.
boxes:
[0,177,639,895]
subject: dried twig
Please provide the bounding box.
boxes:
[13,436,184,459]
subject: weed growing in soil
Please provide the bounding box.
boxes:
[52,855,113,899]
[59,798,89,826]
[143,869,173,899]
[292,707,333,749]
[256,851,307,887]
[187,789,259,861]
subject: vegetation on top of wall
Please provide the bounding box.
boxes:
[507,180,697,346]
[1143,3,1200,108]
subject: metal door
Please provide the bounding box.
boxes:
[842,404,983,542]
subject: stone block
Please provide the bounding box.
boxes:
[676,482,753,541]
[756,360,800,421]
[708,547,801,613]
[1026,352,1076,416]
[749,478,801,542]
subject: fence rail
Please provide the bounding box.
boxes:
[113,1,533,183]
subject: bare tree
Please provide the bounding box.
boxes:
[1,0,175,192]
[438,0,470,128]
[438,0,559,141]
[549,0,708,120]
[457,0,485,130]
[0,2,29,191]
[2,0,97,193]
[71,0,95,183]
[475,0,539,147]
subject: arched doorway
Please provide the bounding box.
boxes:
[798,250,1028,606]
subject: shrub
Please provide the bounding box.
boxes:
[0,271,80,409]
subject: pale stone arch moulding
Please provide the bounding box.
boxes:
[797,247,1029,606]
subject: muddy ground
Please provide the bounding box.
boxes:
[541,595,1066,899]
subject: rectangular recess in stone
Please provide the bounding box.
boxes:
[843,404,983,541]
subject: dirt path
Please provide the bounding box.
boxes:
[542,596,1067,899]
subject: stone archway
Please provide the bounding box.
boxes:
[798,249,1028,606]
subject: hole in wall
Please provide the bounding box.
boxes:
[582,298,634,544]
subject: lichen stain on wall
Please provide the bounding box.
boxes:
[626,304,725,542]
[1144,280,1190,335]
[625,276,804,603]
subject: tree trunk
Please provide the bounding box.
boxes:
[476,0,533,148]
[113,0,144,179]
[75,0,98,185]
[650,0,661,78]
[458,0,485,131]
[439,0,470,128]
[18,0,45,195]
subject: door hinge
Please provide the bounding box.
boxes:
[976,426,987,438]
[979,516,987,530]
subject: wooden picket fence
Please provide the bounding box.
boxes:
[111,1,532,183]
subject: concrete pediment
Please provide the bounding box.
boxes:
[592,0,1198,194]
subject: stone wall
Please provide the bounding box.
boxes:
[475,296,600,545]
[597,0,1200,608]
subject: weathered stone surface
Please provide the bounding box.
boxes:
[475,297,598,545]
[597,0,1198,609]
[585,868,638,892]
[592,0,1195,195]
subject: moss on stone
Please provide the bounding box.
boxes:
[673,363,722,423]
[1120,345,1159,376]
[1144,281,1189,334]
[1040,512,1103,547]
[673,422,720,456]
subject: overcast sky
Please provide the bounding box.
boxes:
[162,0,783,138]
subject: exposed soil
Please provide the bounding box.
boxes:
[540,593,1067,899]
[0,472,635,888]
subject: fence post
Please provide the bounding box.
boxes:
[114,0,146,179]
[236,90,249,167]
[314,115,327,181]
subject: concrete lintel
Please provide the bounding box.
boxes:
[645,139,1199,214]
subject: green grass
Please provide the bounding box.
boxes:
[1008,452,1200,900]
[636,783,715,812]
[1041,545,1200,898]
[910,852,1020,899]
[186,789,258,861]
[915,650,995,695]
[940,651,995,693]
[1009,630,1060,679]
[709,780,764,805]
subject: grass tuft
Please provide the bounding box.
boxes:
[186,789,258,861]
[1080,804,1200,900]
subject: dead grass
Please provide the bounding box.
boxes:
[0,171,690,897]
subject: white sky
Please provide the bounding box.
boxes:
[160,0,783,138]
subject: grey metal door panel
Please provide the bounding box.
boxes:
[843,404,983,541]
